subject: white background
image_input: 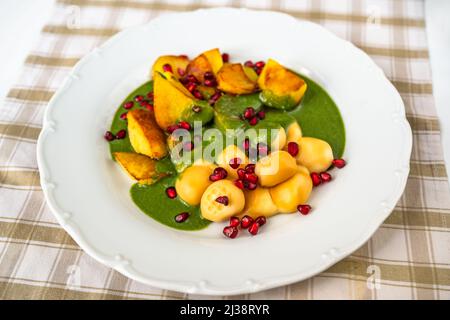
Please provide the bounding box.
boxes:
[0,0,449,182]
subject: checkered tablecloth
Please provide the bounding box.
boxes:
[1,0,449,299]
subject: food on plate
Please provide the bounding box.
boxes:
[106,48,346,237]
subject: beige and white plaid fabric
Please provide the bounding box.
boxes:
[1,0,449,300]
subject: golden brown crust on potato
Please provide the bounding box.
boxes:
[151,55,189,79]
[217,63,257,94]
[113,152,166,184]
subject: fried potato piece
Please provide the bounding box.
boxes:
[127,109,167,159]
[217,63,257,94]
[186,48,224,81]
[202,48,223,74]
[151,55,189,79]
[114,152,165,184]
[153,72,195,129]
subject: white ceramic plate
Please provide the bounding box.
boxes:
[37,8,412,295]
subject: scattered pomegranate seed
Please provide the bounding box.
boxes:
[223,226,238,238]
[215,196,229,206]
[234,179,244,189]
[245,173,258,184]
[147,92,154,99]
[257,110,265,120]
[104,131,115,141]
[287,142,299,157]
[193,89,203,100]
[186,82,197,93]
[248,222,259,235]
[297,204,312,215]
[146,104,154,111]
[255,216,266,226]
[257,143,268,156]
[179,77,189,85]
[192,105,202,113]
[310,172,322,186]
[333,158,346,169]
[120,112,127,120]
[243,138,250,151]
[320,172,332,183]
[175,212,189,223]
[134,95,144,102]
[249,117,258,126]
[162,63,173,73]
[244,60,254,68]
[209,92,221,105]
[209,174,222,182]
[229,216,240,227]
[221,53,229,63]
[167,124,179,134]
[123,101,133,109]
[204,71,214,80]
[115,129,126,139]
[245,164,255,173]
[187,75,199,84]
[229,157,242,169]
[243,107,255,119]
[255,61,265,69]
[165,187,177,199]
[246,182,257,190]
[237,168,246,180]
[183,141,194,152]
[240,215,253,229]
[255,68,262,75]
[178,121,191,130]
[177,68,186,77]
[213,167,228,179]
[204,79,216,87]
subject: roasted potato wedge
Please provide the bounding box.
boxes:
[151,55,189,79]
[202,48,223,74]
[114,152,166,184]
[186,48,223,81]
[127,109,167,159]
[217,63,257,94]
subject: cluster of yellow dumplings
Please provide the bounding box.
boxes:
[175,121,334,222]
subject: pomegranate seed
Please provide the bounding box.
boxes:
[175,212,189,223]
[221,53,229,63]
[245,173,258,184]
[240,215,253,229]
[134,95,144,102]
[229,216,240,227]
[244,60,254,68]
[178,121,191,130]
[204,79,216,87]
[187,75,199,84]
[297,204,312,215]
[255,216,266,226]
[104,131,115,141]
[246,182,257,190]
[123,101,133,109]
[162,63,173,73]
[229,157,241,169]
[320,172,332,183]
[245,164,255,173]
[333,158,346,169]
[223,226,238,238]
[209,92,221,105]
[177,68,186,77]
[248,222,259,235]
[209,173,222,182]
[310,172,322,186]
[192,105,202,113]
[215,196,229,206]
[183,141,194,152]
[146,104,154,111]
[193,89,203,100]
[120,112,127,120]
[147,92,154,99]
[237,168,246,180]
[243,138,250,151]
[234,179,244,189]
[257,111,265,119]
[287,142,299,157]
[116,129,126,139]
[179,77,189,85]
[186,82,197,93]
[255,68,262,75]
[213,167,228,179]
[167,124,179,134]
[257,143,268,156]
[255,61,265,69]
[249,117,258,126]
[243,107,255,119]
[204,71,214,80]
[165,187,177,199]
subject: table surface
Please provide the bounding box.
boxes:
[0,0,449,178]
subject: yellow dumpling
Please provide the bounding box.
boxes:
[271,127,287,151]
[286,121,302,143]
[175,165,213,206]
[201,180,245,222]
[269,165,312,212]
[242,187,278,218]
[296,137,333,173]
[255,150,297,187]
[216,145,249,179]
